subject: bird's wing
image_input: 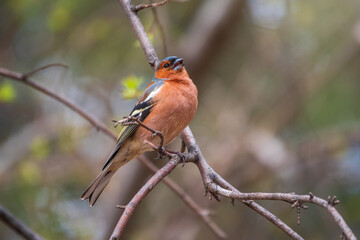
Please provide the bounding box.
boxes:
[101,79,164,170]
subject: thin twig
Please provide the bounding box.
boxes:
[0,66,115,141]
[113,116,165,149]
[24,63,68,78]
[0,205,44,240]
[132,0,168,12]
[206,183,357,239]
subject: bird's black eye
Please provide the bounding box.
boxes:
[163,63,170,68]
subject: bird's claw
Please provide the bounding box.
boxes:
[154,146,168,160]
[154,152,167,160]
[168,151,186,167]
[178,152,186,167]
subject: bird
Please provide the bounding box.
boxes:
[81,56,198,206]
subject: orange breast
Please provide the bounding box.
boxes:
[134,76,198,148]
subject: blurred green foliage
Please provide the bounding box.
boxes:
[121,75,143,99]
[0,82,16,103]
[0,0,360,239]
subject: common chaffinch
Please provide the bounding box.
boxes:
[81,56,198,206]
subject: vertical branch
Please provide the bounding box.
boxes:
[118,0,159,69]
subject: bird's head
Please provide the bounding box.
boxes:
[154,56,188,79]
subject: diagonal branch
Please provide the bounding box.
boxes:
[0,66,115,141]
[0,204,44,240]
[113,116,165,150]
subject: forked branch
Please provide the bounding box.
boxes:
[116,0,358,239]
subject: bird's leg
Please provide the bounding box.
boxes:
[144,140,171,159]
[161,139,188,167]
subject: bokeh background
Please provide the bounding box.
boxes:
[1,0,360,239]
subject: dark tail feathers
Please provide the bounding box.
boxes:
[81,170,115,206]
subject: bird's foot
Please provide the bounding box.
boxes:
[154,146,169,160]
[166,150,187,167]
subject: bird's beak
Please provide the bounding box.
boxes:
[173,58,184,70]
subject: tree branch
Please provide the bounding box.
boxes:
[118,0,159,69]
[0,205,44,240]
[0,66,115,141]
[181,127,305,240]
[116,0,358,239]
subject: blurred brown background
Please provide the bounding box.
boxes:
[1,0,360,239]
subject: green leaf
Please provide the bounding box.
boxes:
[121,75,143,100]
[0,82,16,102]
